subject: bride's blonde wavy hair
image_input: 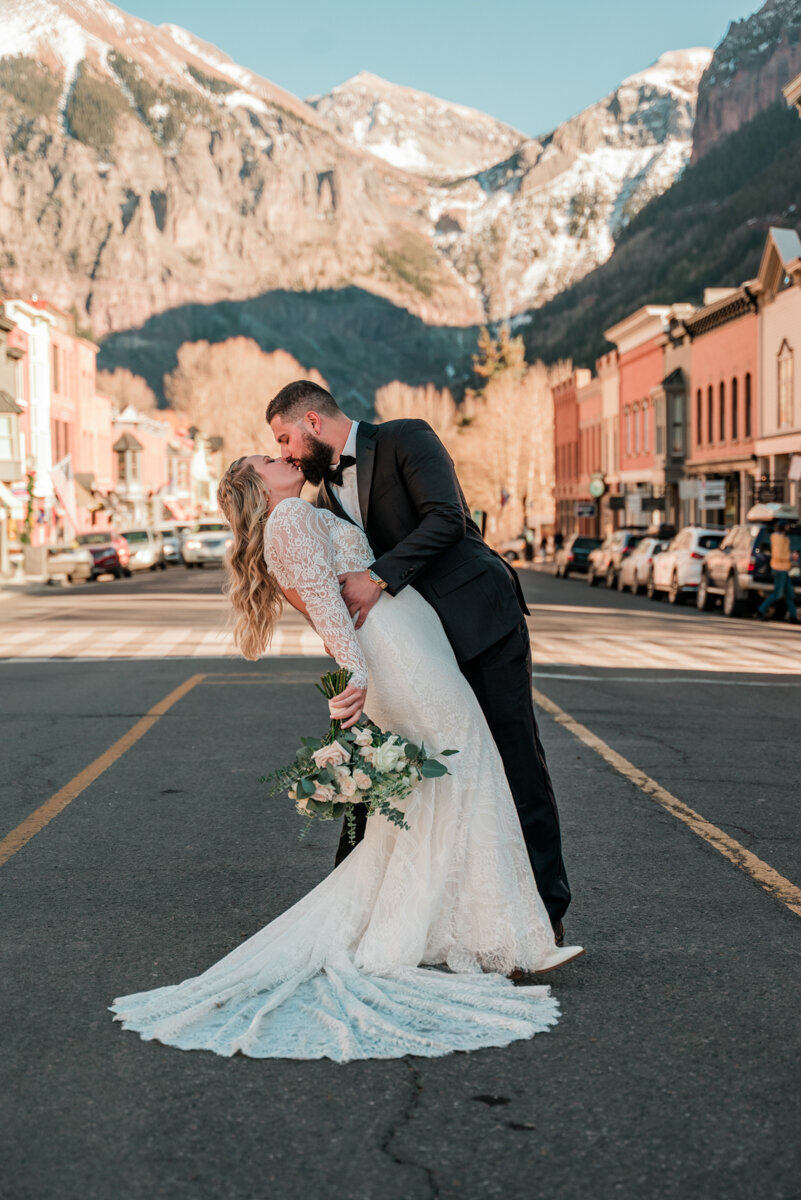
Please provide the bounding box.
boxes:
[217,456,283,660]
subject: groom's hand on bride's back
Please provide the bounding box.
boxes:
[339,570,383,630]
[328,683,368,729]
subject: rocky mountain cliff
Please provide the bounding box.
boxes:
[0,0,479,341]
[692,0,801,161]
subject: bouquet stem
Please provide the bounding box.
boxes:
[316,667,352,739]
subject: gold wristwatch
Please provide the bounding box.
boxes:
[368,569,388,590]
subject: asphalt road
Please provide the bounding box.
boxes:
[1,567,800,1200]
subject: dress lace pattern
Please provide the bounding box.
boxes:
[111,500,560,1061]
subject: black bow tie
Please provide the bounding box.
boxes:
[324,454,356,488]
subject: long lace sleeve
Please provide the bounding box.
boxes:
[264,499,369,688]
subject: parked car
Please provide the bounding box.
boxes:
[587,529,645,588]
[158,523,191,565]
[75,531,125,580]
[498,533,526,563]
[648,526,724,603]
[698,504,801,617]
[555,534,602,578]
[46,544,93,583]
[120,528,167,572]
[616,536,669,593]
[182,520,233,568]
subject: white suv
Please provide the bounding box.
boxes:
[648,526,724,605]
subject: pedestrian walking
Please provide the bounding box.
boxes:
[756,520,800,624]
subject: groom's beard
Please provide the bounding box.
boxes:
[295,432,335,486]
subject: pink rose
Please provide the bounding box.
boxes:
[312,783,336,804]
[338,775,358,798]
[312,741,351,770]
[353,770,372,791]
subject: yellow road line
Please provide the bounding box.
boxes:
[0,674,205,868]
[532,686,801,919]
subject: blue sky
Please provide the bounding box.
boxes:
[129,0,759,134]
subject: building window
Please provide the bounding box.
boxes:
[117,450,127,483]
[51,346,60,393]
[672,394,684,454]
[745,373,752,438]
[0,414,13,459]
[625,407,631,456]
[696,389,702,445]
[643,401,649,453]
[778,340,794,428]
[731,377,738,441]
[707,386,713,444]
[633,405,640,454]
[719,381,726,442]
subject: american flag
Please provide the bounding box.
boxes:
[50,455,80,538]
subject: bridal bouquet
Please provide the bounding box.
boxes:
[262,668,458,841]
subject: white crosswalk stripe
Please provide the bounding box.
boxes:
[1,593,798,671]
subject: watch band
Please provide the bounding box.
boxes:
[368,569,388,590]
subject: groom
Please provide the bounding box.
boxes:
[266,380,571,942]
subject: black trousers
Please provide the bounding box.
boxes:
[334,618,571,926]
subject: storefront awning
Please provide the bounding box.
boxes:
[0,478,25,518]
[163,499,192,521]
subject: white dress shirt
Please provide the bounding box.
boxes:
[330,420,363,528]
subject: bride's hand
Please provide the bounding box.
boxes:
[328,683,367,729]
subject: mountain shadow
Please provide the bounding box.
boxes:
[98,287,482,415]
[520,101,801,368]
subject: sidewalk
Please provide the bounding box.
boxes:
[0,575,67,599]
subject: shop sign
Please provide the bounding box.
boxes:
[699,480,726,509]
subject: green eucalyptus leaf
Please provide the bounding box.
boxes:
[421,759,448,778]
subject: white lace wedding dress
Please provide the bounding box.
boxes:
[111,500,569,1061]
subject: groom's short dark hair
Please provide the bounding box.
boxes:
[267,380,342,423]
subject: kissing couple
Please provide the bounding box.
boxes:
[111,380,582,1062]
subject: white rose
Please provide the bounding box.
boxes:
[353,769,372,790]
[354,729,373,747]
[359,745,376,764]
[373,742,404,773]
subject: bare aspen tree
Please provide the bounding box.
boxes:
[164,339,328,460]
[375,382,459,453]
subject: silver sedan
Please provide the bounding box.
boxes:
[182,521,234,568]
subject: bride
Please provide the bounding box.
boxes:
[110,454,583,1061]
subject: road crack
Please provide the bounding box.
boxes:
[379,1060,439,1198]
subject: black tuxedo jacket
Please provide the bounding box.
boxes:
[315,419,528,662]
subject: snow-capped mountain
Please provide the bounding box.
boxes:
[312,49,713,317]
[307,71,526,180]
[0,0,711,357]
